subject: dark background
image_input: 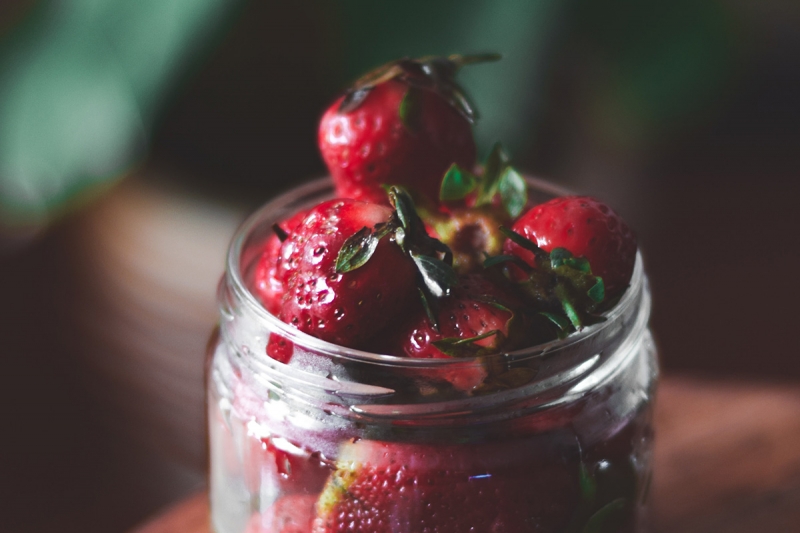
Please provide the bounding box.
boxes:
[1,1,799,532]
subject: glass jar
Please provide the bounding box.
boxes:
[207,178,658,533]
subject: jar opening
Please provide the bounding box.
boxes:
[224,177,647,370]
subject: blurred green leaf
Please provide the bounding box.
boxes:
[0,0,236,227]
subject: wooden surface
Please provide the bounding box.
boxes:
[130,376,800,533]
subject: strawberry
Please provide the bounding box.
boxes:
[267,187,458,361]
[253,209,310,314]
[312,438,577,533]
[318,55,498,205]
[504,196,636,298]
[243,434,331,497]
[273,198,416,351]
[245,494,317,533]
[425,143,528,273]
[385,274,531,392]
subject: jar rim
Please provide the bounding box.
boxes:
[225,177,646,369]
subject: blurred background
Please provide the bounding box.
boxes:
[1,1,798,532]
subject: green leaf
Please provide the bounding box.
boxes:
[580,498,627,533]
[588,278,605,303]
[411,253,458,298]
[550,248,572,269]
[433,330,501,357]
[562,299,582,330]
[483,143,508,189]
[579,462,597,505]
[477,143,508,204]
[482,254,532,272]
[388,186,418,234]
[372,218,396,240]
[555,284,583,329]
[335,227,379,273]
[570,257,591,273]
[550,247,593,273]
[497,166,527,218]
[473,296,512,314]
[439,163,478,202]
[399,87,422,132]
[539,312,571,338]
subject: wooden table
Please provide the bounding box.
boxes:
[131,376,800,533]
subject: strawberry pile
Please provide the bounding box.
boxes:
[242,54,642,533]
[312,439,577,533]
[253,54,637,387]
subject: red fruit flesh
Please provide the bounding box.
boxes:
[274,198,418,351]
[313,439,577,533]
[318,79,476,205]
[505,196,637,297]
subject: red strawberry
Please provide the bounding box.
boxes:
[243,434,331,497]
[312,438,577,533]
[253,209,310,314]
[245,494,317,533]
[504,196,637,298]
[266,187,461,362]
[272,198,418,351]
[385,274,530,392]
[318,55,498,205]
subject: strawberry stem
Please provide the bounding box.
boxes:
[272,223,289,243]
[447,53,503,68]
[484,227,609,334]
[432,329,503,357]
[337,53,500,122]
[333,186,458,330]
